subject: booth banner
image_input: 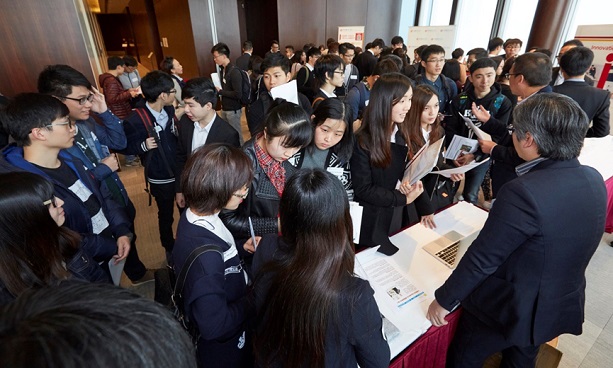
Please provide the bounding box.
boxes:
[338,26,365,48]
[576,24,613,92]
[407,26,457,62]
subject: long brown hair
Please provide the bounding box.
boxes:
[254,169,355,367]
[405,84,444,158]
[356,72,413,167]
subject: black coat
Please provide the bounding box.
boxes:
[553,80,610,137]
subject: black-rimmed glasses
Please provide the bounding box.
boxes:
[43,197,58,208]
[58,93,94,105]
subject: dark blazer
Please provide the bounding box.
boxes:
[235,52,251,71]
[354,50,378,80]
[349,140,408,247]
[175,113,240,191]
[550,67,594,86]
[435,158,607,346]
[553,80,610,137]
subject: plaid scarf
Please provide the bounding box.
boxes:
[254,133,285,196]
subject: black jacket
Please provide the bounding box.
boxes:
[553,80,610,137]
[246,83,312,135]
[219,63,243,111]
[219,138,296,239]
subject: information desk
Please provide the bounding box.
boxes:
[355,201,489,367]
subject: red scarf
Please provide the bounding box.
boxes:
[254,133,285,196]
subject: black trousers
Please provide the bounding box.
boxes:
[447,310,540,368]
[149,182,176,252]
[121,198,147,281]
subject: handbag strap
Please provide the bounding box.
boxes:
[173,244,223,298]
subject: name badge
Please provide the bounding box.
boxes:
[365,99,369,106]
[350,75,358,79]
[327,167,344,179]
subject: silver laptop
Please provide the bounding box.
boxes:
[422,230,480,269]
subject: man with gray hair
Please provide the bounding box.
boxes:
[427,93,607,367]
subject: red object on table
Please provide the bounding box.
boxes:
[605,177,613,233]
[389,308,462,368]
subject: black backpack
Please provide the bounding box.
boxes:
[228,65,252,105]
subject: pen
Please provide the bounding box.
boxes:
[248,216,258,250]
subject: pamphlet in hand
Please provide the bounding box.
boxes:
[459,113,491,141]
[211,73,222,89]
[444,135,478,160]
[431,157,490,177]
[270,79,299,105]
[402,137,444,185]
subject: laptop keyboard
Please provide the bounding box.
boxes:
[435,241,460,266]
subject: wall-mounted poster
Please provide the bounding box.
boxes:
[406,26,457,62]
[576,24,613,93]
[338,26,365,49]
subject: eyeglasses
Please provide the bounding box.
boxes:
[233,187,249,199]
[426,58,446,64]
[43,197,58,208]
[44,120,74,129]
[504,73,520,79]
[167,89,177,94]
[507,124,515,135]
[58,93,94,105]
[334,70,345,75]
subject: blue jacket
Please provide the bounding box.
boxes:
[65,113,130,206]
[3,145,130,261]
[121,104,178,184]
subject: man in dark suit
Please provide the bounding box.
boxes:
[235,41,253,72]
[550,39,594,87]
[427,93,607,367]
[553,46,610,137]
[354,38,385,80]
[175,77,240,209]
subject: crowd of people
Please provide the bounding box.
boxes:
[0,33,610,367]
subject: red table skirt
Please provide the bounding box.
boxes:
[606,176,613,233]
[389,308,462,368]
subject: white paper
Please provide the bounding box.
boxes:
[579,136,613,180]
[403,137,444,185]
[270,79,299,105]
[431,158,490,177]
[459,113,491,141]
[108,258,126,286]
[348,201,363,244]
[210,73,222,89]
[445,135,478,160]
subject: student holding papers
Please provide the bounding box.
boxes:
[252,169,390,368]
[350,73,424,255]
[444,58,512,204]
[288,98,355,199]
[406,85,464,227]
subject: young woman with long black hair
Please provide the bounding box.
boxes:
[350,72,423,255]
[252,168,390,368]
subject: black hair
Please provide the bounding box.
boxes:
[271,40,279,46]
[314,54,344,88]
[513,52,552,86]
[159,57,175,74]
[562,39,584,48]
[534,48,552,58]
[371,38,385,49]
[503,38,523,48]
[469,57,498,74]
[467,48,489,60]
[285,45,294,52]
[559,46,594,76]
[1,93,69,146]
[487,37,504,52]
[309,98,354,163]
[391,36,404,45]
[211,42,231,57]
[249,55,264,74]
[0,281,197,367]
[107,56,125,70]
[306,47,322,60]
[327,42,339,54]
[242,40,253,51]
[182,77,218,107]
[372,58,401,76]
[37,64,92,96]
[441,59,461,82]
[451,48,464,59]
[263,100,313,149]
[339,42,355,55]
[123,55,138,67]
[420,44,445,62]
[380,54,404,71]
[261,53,291,74]
[140,70,174,103]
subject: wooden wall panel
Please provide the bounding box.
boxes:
[0,0,95,97]
[325,0,368,44]
[364,0,402,45]
[277,0,327,52]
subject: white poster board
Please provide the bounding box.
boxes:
[406,26,457,62]
[338,26,365,48]
[575,24,613,93]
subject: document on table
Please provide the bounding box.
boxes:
[402,137,444,185]
[459,113,491,141]
[431,158,490,177]
[270,79,299,105]
[444,134,478,160]
[348,201,363,244]
[210,73,222,89]
[355,248,429,334]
